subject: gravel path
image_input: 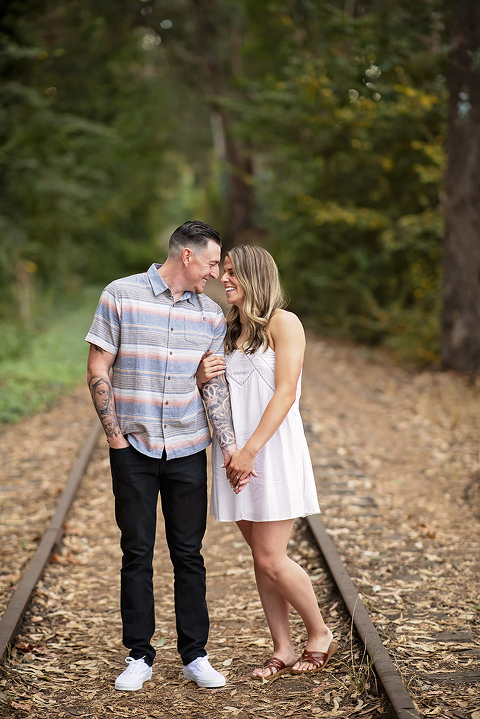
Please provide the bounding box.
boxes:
[1,335,479,718]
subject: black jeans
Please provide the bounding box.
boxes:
[110,445,209,666]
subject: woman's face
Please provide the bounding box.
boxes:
[221,256,245,308]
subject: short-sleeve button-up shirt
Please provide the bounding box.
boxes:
[86,263,226,459]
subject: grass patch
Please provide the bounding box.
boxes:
[0,288,101,425]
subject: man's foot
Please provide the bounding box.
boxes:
[183,655,226,688]
[251,656,296,681]
[115,656,152,691]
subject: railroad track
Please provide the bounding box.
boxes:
[0,418,422,719]
[0,420,102,664]
[306,517,419,719]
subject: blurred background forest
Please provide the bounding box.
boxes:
[1,0,479,422]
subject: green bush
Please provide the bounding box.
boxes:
[0,289,100,424]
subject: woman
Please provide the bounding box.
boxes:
[196,245,336,679]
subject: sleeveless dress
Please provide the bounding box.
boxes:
[211,346,320,522]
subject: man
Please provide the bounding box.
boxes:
[86,220,235,691]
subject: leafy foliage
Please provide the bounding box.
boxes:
[236,0,447,362]
[0,1,184,323]
[0,289,100,424]
[0,0,450,392]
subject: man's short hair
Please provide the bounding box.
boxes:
[169,220,222,256]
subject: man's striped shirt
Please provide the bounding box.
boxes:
[86,263,226,459]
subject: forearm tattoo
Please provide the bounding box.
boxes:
[88,374,122,441]
[201,374,236,452]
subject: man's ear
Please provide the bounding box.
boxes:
[181,247,193,267]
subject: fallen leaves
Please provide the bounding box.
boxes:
[11,700,32,711]
[2,338,480,719]
[302,335,480,717]
[0,385,96,619]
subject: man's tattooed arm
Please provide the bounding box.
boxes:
[88,375,123,440]
[201,374,236,459]
[87,344,130,448]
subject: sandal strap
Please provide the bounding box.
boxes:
[263,656,287,672]
[299,648,328,668]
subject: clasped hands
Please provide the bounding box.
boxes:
[223,445,258,495]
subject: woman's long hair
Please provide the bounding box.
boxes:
[224,245,287,355]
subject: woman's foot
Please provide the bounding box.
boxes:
[251,653,297,680]
[291,628,336,674]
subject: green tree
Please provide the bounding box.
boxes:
[235,0,446,362]
[0,0,176,324]
[3,0,467,371]
[156,0,258,247]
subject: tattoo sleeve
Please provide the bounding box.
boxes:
[88,374,123,442]
[201,374,236,455]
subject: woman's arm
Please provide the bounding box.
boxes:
[225,311,306,487]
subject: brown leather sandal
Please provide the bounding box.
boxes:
[251,656,295,681]
[291,641,338,675]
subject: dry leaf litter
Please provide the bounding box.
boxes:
[0,335,479,719]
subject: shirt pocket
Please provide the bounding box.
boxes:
[183,314,210,348]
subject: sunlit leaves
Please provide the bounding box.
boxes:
[235,0,447,362]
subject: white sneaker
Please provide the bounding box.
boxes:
[183,655,226,688]
[115,656,152,691]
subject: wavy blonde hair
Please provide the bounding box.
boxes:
[224,245,287,355]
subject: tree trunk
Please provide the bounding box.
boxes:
[192,0,257,249]
[442,1,480,371]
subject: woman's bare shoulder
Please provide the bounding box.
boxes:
[269,309,305,338]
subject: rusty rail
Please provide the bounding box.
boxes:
[0,419,101,660]
[307,514,420,719]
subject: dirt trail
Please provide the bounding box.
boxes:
[1,333,479,718]
[301,335,480,715]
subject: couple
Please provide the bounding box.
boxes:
[86,220,336,692]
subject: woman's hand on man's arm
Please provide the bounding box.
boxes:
[196,350,226,388]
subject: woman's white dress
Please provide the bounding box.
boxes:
[211,346,320,522]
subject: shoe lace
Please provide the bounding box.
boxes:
[124,657,147,675]
[192,655,210,669]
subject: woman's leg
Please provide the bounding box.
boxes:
[237,520,296,677]
[239,519,333,674]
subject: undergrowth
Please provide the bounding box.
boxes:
[0,288,100,425]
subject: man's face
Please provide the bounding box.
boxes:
[186,240,221,294]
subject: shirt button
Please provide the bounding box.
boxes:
[167,376,171,380]
[170,351,173,355]
[170,327,174,331]
[165,401,169,405]
[164,424,167,429]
